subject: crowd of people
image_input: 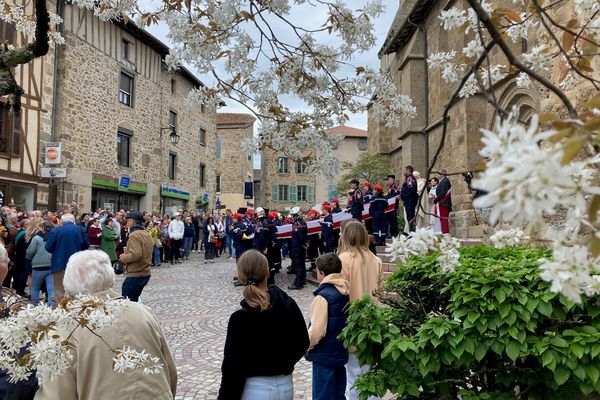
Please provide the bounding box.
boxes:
[0,168,455,400]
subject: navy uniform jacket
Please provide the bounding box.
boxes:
[400,176,418,204]
[362,189,373,204]
[321,214,334,247]
[290,218,309,251]
[332,206,342,214]
[232,221,254,256]
[347,188,363,220]
[435,177,452,209]
[253,217,272,253]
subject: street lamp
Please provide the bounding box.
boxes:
[161,125,180,145]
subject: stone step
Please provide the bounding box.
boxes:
[460,238,484,247]
[382,262,397,273]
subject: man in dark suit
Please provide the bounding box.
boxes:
[434,169,452,234]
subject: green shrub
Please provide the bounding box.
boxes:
[340,246,600,399]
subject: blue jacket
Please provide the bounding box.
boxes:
[45,222,89,273]
[305,276,349,368]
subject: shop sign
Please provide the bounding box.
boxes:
[41,167,67,178]
[45,143,62,165]
[118,176,131,192]
[160,185,191,200]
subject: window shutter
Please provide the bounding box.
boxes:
[327,184,335,201]
[11,113,21,157]
[272,184,279,202]
[307,185,313,203]
[290,185,297,202]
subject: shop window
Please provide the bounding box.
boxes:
[277,157,289,174]
[199,163,206,188]
[169,151,177,180]
[169,109,177,130]
[216,174,221,193]
[119,70,134,107]
[200,127,206,146]
[216,138,222,160]
[117,128,132,167]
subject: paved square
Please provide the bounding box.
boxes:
[115,253,314,399]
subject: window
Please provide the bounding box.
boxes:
[199,163,206,188]
[119,70,134,107]
[296,161,308,174]
[215,138,222,160]
[358,138,368,151]
[0,21,16,45]
[199,128,206,146]
[116,128,132,167]
[201,104,206,114]
[0,103,20,157]
[216,175,221,193]
[327,184,336,201]
[297,185,307,202]
[278,185,288,201]
[168,152,177,180]
[521,38,528,53]
[170,78,176,94]
[169,110,177,130]
[277,157,289,174]
[122,39,130,60]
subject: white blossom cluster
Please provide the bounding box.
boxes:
[386,228,461,272]
[0,294,161,384]
[0,0,64,44]
[489,228,528,248]
[473,110,600,302]
[112,346,163,375]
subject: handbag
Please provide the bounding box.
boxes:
[209,236,218,244]
[112,261,124,275]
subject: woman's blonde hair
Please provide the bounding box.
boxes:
[237,250,270,311]
[338,220,370,256]
[25,214,44,241]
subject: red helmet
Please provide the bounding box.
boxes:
[362,182,371,188]
[268,211,279,220]
[233,213,243,220]
[374,184,384,191]
[322,205,332,212]
[246,210,254,218]
[331,198,339,204]
[322,201,331,207]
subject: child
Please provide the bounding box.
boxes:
[305,253,350,400]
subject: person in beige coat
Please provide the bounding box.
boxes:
[35,250,177,400]
[337,220,383,400]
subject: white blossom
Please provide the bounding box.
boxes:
[463,39,484,59]
[516,72,531,88]
[575,0,600,16]
[539,245,600,303]
[439,8,468,30]
[490,228,527,248]
[386,228,461,272]
[112,346,163,375]
[522,45,552,72]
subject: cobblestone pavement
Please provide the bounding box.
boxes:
[115,252,314,400]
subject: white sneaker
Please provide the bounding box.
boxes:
[204,260,208,264]
[210,260,215,264]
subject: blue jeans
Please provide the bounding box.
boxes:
[282,241,289,258]
[153,246,161,266]
[31,267,54,306]
[313,363,346,400]
[226,235,235,257]
[241,374,293,400]
[183,237,194,257]
[122,275,150,302]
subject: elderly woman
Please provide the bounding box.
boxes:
[34,250,177,400]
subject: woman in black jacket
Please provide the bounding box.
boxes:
[218,250,309,400]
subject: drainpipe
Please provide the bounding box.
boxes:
[48,0,63,211]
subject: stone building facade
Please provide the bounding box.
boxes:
[260,147,316,213]
[367,0,590,238]
[215,113,255,212]
[51,5,216,214]
[315,125,368,205]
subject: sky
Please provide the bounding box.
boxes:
[139,1,398,167]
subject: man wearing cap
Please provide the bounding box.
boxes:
[401,166,419,232]
[119,212,153,302]
[253,207,271,256]
[288,207,308,290]
[369,184,389,246]
[386,174,400,237]
[434,169,452,234]
[168,213,185,264]
[347,179,363,221]
[267,211,282,281]
[320,203,335,253]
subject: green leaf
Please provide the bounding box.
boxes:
[506,340,520,362]
[592,344,600,358]
[554,366,570,385]
[587,365,600,384]
[542,350,554,367]
[551,336,569,348]
[538,301,553,317]
[571,343,585,359]
[474,344,486,361]
[494,287,507,303]
[574,365,587,380]
[499,303,511,319]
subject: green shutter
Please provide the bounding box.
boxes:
[307,185,313,203]
[290,185,297,202]
[272,184,279,202]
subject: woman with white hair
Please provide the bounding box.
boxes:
[34,250,177,400]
